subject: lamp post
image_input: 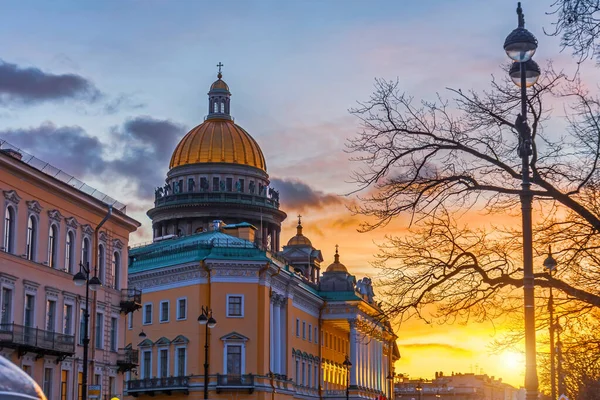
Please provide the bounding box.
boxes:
[73,262,101,400]
[198,306,217,399]
[416,380,423,400]
[343,355,352,400]
[543,246,558,400]
[503,4,541,400]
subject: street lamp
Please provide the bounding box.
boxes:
[503,3,541,400]
[544,246,558,400]
[416,380,423,400]
[198,306,217,399]
[343,355,352,400]
[73,262,101,400]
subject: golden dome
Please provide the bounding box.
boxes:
[287,217,312,246]
[210,73,229,91]
[169,119,266,171]
[326,245,348,273]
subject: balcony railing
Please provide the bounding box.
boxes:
[154,191,280,210]
[117,348,138,373]
[216,374,255,394]
[127,376,190,395]
[0,323,75,360]
[120,288,142,314]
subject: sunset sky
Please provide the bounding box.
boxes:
[0,0,596,388]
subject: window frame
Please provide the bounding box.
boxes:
[226,295,244,318]
[110,316,118,352]
[159,300,169,323]
[26,214,38,262]
[143,303,152,325]
[65,230,75,274]
[296,318,300,337]
[95,311,104,349]
[157,347,169,378]
[176,297,187,321]
[63,301,74,336]
[141,349,152,379]
[112,251,121,290]
[175,346,187,376]
[47,223,58,268]
[3,204,16,253]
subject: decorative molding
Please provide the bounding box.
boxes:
[62,291,77,302]
[23,279,40,292]
[65,217,79,229]
[0,272,18,285]
[47,209,63,222]
[129,264,207,291]
[26,200,42,214]
[81,224,94,236]
[99,231,108,243]
[45,286,60,297]
[113,238,124,250]
[3,190,21,204]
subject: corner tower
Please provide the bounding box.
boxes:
[148,65,287,251]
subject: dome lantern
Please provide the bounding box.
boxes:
[208,62,232,120]
[326,244,348,273]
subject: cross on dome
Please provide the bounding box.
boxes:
[208,62,231,119]
[297,214,302,225]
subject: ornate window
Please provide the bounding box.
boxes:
[3,206,15,253]
[98,244,105,284]
[65,231,74,273]
[47,224,57,268]
[81,237,91,268]
[112,252,121,290]
[26,215,37,261]
[221,332,248,375]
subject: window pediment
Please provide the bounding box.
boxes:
[220,331,249,342]
[3,190,21,204]
[26,200,42,214]
[172,335,189,344]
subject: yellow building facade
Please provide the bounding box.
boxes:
[124,71,399,400]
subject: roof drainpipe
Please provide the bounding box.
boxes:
[90,205,113,384]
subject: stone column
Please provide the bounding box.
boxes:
[270,298,274,371]
[280,298,287,375]
[273,297,281,373]
[349,320,358,386]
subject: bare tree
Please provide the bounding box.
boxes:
[546,0,600,63]
[348,65,600,322]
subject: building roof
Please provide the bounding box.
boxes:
[129,230,267,273]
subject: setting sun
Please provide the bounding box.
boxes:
[501,351,525,373]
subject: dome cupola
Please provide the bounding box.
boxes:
[208,62,231,120]
[326,245,348,273]
[287,215,312,246]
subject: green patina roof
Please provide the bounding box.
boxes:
[222,222,257,229]
[129,230,268,274]
[319,290,362,301]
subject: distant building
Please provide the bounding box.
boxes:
[124,70,400,399]
[394,372,521,400]
[0,145,140,399]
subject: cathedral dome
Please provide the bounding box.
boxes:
[325,246,348,273]
[169,119,266,171]
[169,67,266,171]
[287,217,312,246]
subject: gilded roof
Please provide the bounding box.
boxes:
[286,219,312,247]
[169,119,267,171]
[325,246,348,273]
[210,78,229,91]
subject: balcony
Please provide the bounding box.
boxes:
[216,374,255,394]
[0,323,75,362]
[154,191,280,210]
[120,288,142,314]
[117,347,138,373]
[127,376,190,396]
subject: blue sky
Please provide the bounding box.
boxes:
[0,0,594,385]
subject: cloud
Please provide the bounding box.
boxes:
[270,177,344,211]
[103,94,146,115]
[0,60,101,105]
[108,116,186,197]
[399,343,473,356]
[0,116,186,199]
[0,122,106,176]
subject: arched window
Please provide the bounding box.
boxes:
[112,252,120,290]
[220,102,224,113]
[214,102,218,113]
[98,244,105,284]
[26,216,37,261]
[3,206,15,253]
[47,225,57,268]
[82,237,90,268]
[65,231,74,273]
